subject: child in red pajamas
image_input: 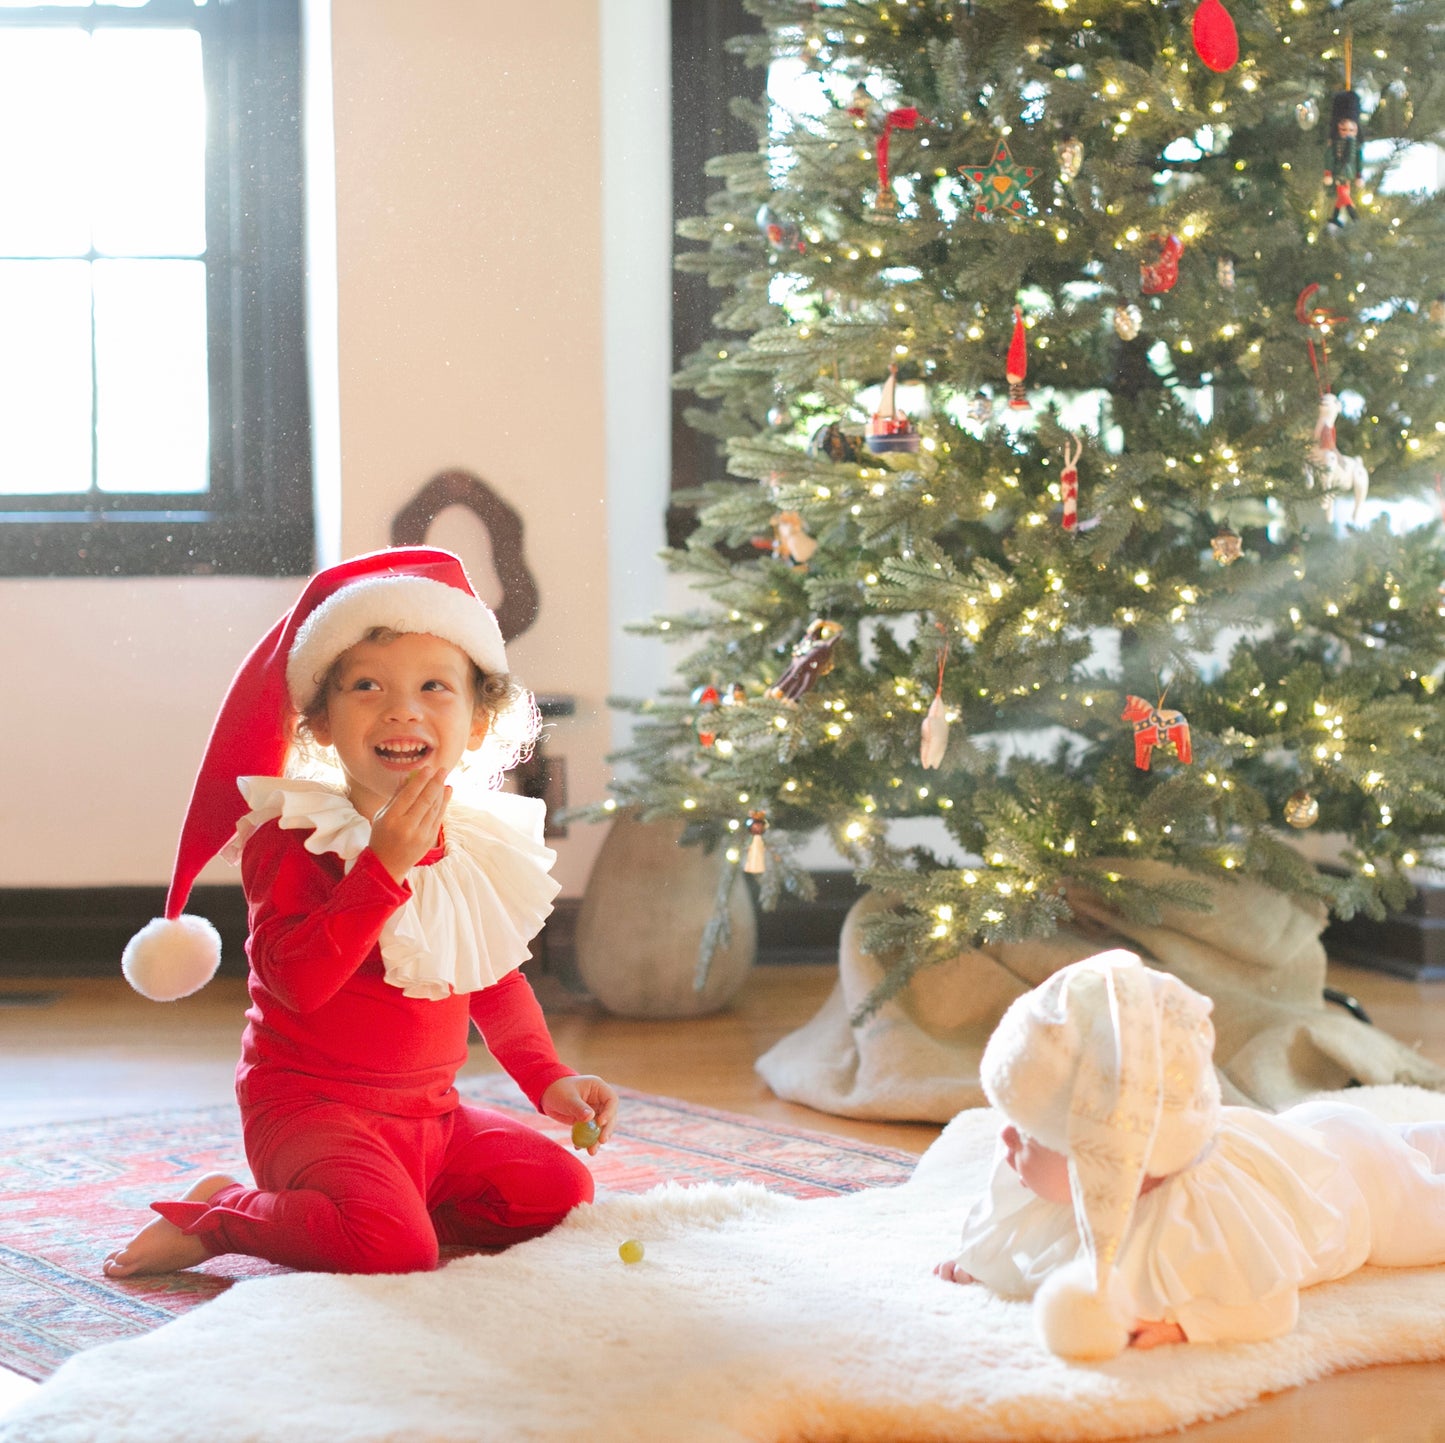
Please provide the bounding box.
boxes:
[104,547,616,1277]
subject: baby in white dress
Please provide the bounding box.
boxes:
[935,950,1445,1359]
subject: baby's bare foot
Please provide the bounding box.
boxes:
[933,1258,977,1285]
[102,1173,237,1279]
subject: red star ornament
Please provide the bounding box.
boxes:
[960,138,1035,215]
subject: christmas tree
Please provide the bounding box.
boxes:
[597,0,1445,1003]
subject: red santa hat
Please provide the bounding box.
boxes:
[122,547,509,1002]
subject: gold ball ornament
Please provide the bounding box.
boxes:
[571,1118,602,1149]
[618,1239,645,1264]
[1284,791,1320,829]
[1114,304,1142,341]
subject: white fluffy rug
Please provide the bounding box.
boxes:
[5,1088,1445,1443]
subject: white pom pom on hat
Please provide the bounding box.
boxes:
[122,915,223,1002]
[1035,1256,1133,1361]
[124,547,508,1002]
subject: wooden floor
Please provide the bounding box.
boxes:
[3,960,1445,1439]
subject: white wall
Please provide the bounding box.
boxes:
[0,0,666,899]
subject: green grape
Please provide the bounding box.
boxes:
[571,1118,601,1149]
[618,1239,645,1264]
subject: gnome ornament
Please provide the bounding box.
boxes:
[1006,307,1030,410]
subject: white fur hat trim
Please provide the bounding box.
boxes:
[121,914,222,1002]
[285,574,508,711]
[1035,1256,1133,1360]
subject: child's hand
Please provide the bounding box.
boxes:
[933,1259,977,1285]
[368,768,450,882]
[541,1075,619,1155]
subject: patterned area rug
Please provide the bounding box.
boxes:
[0,1075,916,1382]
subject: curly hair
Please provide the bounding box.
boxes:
[292,626,539,787]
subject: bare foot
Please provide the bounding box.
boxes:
[1129,1320,1187,1350]
[102,1173,237,1279]
[933,1259,977,1285]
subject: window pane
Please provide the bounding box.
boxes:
[0,30,91,255]
[93,28,206,257]
[0,261,93,495]
[94,259,208,494]
[0,2,90,9]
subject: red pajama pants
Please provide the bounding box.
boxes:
[155,1096,594,1274]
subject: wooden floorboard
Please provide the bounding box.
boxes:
[2,960,1444,1439]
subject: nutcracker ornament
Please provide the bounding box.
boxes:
[1324,41,1361,231]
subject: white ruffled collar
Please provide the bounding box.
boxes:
[224,776,560,1000]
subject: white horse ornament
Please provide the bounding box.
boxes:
[1305,393,1369,523]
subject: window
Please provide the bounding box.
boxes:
[0,0,311,578]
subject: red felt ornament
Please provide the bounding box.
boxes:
[1191,0,1239,73]
[1122,695,1193,770]
[691,684,722,747]
[875,105,920,209]
[1059,436,1081,531]
[1006,306,1029,410]
[1140,235,1183,295]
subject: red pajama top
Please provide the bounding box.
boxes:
[235,818,574,1118]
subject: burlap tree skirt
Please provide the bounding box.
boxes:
[756,861,1445,1123]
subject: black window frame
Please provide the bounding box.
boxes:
[668,0,760,545]
[0,0,312,578]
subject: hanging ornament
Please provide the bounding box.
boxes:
[756,203,804,254]
[847,83,875,121]
[1210,524,1243,565]
[959,137,1035,216]
[770,510,818,567]
[743,811,769,874]
[1059,436,1082,531]
[920,632,950,770]
[1324,36,1361,231]
[766,619,843,702]
[1296,96,1319,130]
[1140,234,1184,296]
[766,402,793,430]
[1191,0,1239,72]
[967,391,994,425]
[723,681,748,708]
[1005,306,1030,410]
[1056,134,1083,183]
[873,105,921,211]
[1122,695,1194,771]
[691,684,721,747]
[1114,303,1142,341]
[1284,790,1321,829]
[807,421,863,464]
[1216,255,1236,291]
[865,364,921,453]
